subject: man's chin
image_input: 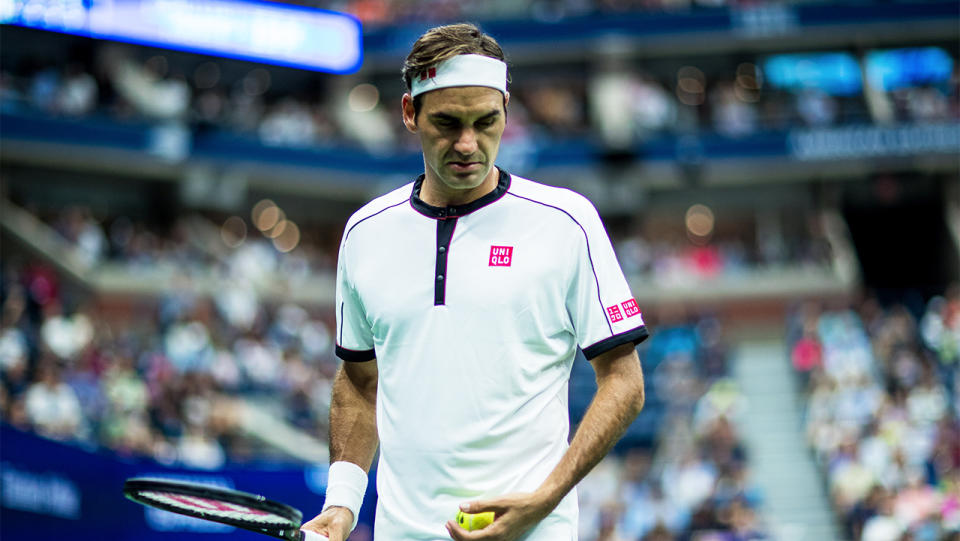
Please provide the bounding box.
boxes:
[443,169,488,189]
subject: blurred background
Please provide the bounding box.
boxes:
[0,0,958,540]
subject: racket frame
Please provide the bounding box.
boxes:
[123,477,303,540]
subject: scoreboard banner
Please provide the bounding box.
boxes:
[0,0,362,74]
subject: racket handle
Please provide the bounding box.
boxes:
[299,530,329,541]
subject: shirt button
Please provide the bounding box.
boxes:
[437,275,444,281]
[438,246,446,253]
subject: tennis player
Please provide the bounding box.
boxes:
[301,23,647,541]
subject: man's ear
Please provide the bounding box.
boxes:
[401,93,417,133]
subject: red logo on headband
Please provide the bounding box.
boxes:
[419,67,437,81]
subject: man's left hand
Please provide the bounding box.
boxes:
[444,492,553,541]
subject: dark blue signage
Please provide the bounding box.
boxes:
[0,425,377,540]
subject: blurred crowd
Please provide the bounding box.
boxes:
[788,290,960,539]
[613,211,834,287]
[2,37,956,158]
[576,312,770,540]
[289,0,930,26]
[51,205,217,271]
[0,253,340,469]
[39,203,339,288]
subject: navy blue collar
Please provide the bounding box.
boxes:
[410,168,511,219]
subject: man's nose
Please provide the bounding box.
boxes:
[453,127,478,155]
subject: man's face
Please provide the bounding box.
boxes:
[403,86,507,197]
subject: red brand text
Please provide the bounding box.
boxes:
[607,305,624,322]
[621,299,641,318]
[489,246,513,266]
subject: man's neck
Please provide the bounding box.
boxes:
[418,168,500,207]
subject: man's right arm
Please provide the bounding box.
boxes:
[329,359,379,466]
[301,359,379,541]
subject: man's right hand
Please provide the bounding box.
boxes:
[301,506,354,541]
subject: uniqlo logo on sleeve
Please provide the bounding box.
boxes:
[489,245,513,266]
[606,305,624,322]
[621,299,641,318]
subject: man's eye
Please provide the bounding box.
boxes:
[436,119,458,128]
[476,119,495,129]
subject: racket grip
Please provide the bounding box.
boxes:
[299,530,329,541]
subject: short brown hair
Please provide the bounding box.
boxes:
[402,23,510,95]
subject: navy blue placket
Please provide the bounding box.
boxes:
[434,215,457,306]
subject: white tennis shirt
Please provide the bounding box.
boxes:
[335,170,648,541]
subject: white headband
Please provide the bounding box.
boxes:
[410,54,508,98]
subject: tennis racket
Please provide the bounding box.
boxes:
[123,477,328,541]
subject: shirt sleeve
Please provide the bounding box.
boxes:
[335,231,376,362]
[565,197,648,360]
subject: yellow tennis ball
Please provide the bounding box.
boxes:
[456,510,495,530]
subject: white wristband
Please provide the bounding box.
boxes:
[321,461,368,532]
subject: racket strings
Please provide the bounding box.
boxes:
[138,491,294,527]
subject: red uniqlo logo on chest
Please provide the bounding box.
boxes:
[606,305,624,322]
[621,299,641,318]
[489,245,513,266]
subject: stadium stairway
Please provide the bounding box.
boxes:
[732,339,843,541]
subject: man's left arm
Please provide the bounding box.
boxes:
[446,342,644,541]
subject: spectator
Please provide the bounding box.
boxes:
[107,51,190,121]
[796,88,838,127]
[176,424,226,470]
[40,300,94,363]
[621,479,688,539]
[0,284,30,379]
[633,75,677,138]
[791,326,823,390]
[28,66,60,113]
[259,97,320,147]
[524,82,588,135]
[56,64,98,116]
[711,80,758,136]
[861,489,906,541]
[163,316,213,374]
[330,82,397,153]
[589,57,640,151]
[24,360,85,440]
